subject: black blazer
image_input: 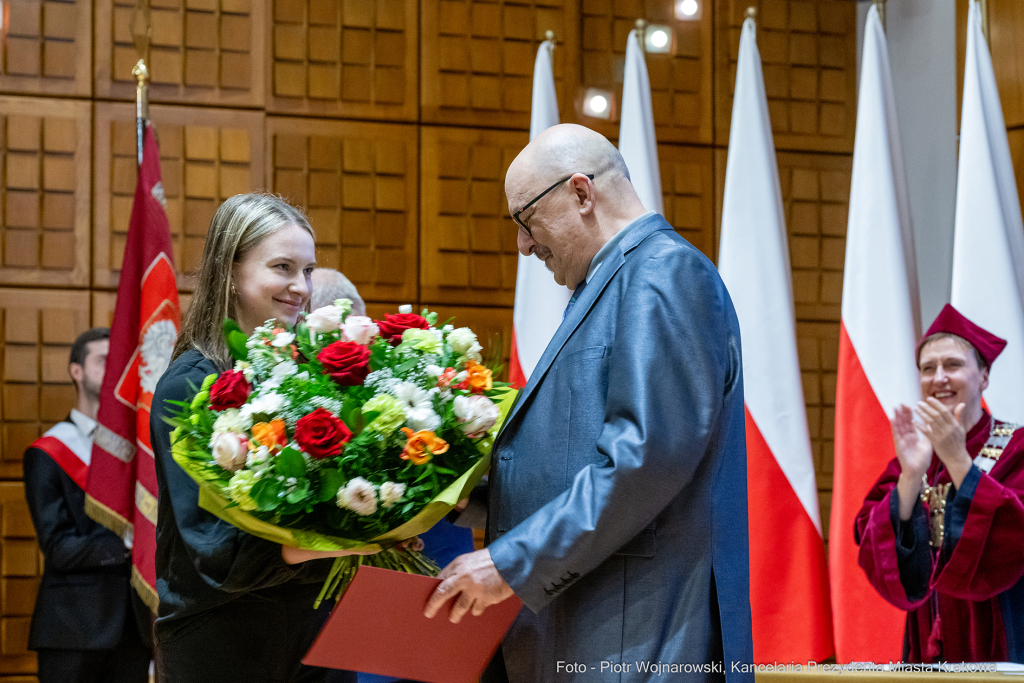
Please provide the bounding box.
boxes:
[23,421,134,651]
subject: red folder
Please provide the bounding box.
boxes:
[303,566,523,683]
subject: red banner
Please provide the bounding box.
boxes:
[86,122,180,611]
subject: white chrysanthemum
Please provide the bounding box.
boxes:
[213,409,253,434]
[139,319,178,394]
[464,341,484,362]
[424,364,443,378]
[406,406,441,432]
[379,481,406,509]
[394,382,431,412]
[446,327,477,355]
[240,391,286,418]
[336,477,378,516]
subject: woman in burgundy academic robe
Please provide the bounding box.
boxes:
[856,305,1024,663]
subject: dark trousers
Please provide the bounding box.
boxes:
[36,620,151,683]
[156,589,355,683]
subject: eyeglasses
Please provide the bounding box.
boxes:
[512,173,595,237]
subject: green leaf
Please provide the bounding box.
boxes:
[286,478,310,504]
[251,479,282,512]
[223,319,249,362]
[275,447,307,479]
[318,468,345,503]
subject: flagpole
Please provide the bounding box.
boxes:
[874,0,886,31]
[635,18,646,54]
[133,59,149,167]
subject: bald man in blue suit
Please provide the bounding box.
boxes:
[425,124,754,682]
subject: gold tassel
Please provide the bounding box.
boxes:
[132,565,160,614]
[84,494,133,540]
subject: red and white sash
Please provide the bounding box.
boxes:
[30,421,91,490]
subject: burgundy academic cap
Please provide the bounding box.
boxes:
[919,304,1007,366]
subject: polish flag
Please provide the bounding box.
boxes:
[951,0,1024,423]
[830,5,920,662]
[509,38,571,387]
[618,29,663,215]
[717,16,832,663]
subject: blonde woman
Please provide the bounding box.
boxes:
[151,194,359,682]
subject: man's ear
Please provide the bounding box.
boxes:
[570,174,595,214]
[68,362,83,389]
[980,367,990,393]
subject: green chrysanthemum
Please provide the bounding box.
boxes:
[226,469,259,511]
[362,394,406,436]
[397,328,442,354]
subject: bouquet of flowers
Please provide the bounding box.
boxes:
[166,301,515,605]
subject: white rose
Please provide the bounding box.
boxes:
[212,432,249,472]
[306,305,343,333]
[447,327,477,355]
[336,477,378,516]
[398,304,413,314]
[379,481,406,509]
[342,316,380,345]
[453,395,500,438]
[271,331,296,347]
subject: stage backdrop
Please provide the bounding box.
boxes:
[0,0,872,677]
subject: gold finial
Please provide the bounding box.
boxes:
[132,59,148,83]
[635,18,648,31]
[874,0,886,30]
[545,30,555,42]
[745,6,757,20]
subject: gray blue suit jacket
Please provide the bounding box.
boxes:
[488,214,754,682]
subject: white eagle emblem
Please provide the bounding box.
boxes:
[139,319,177,394]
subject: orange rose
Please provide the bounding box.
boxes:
[458,360,493,394]
[400,427,449,465]
[251,419,288,452]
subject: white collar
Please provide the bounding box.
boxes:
[70,409,97,439]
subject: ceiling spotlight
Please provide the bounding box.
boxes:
[582,88,615,120]
[642,24,673,53]
[676,0,701,20]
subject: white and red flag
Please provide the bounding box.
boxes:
[830,5,920,662]
[618,29,663,215]
[86,123,181,610]
[509,37,570,387]
[717,16,832,663]
[951,0,1024,423]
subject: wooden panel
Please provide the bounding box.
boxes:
[93,290,192,328]
[0,0,92,96]
[797,320,839,539]
[579,0,714,145]
[659,143,715,260]
[94,0,266,106]
[420,126,527,307]
[1008,128,1024,215]
[0,483,38,673]
[421,0,580,130]
[715,0,858,153]
[267,117,418,303]
[989,0,1024,128]
[93,102,266,291]
[268,0,418,121]
[0,288,90,480]
[0,97,90,287]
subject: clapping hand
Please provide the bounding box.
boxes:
[915,397,972,489]
[891,404,932,520]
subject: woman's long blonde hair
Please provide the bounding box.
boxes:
[173,193,314,369]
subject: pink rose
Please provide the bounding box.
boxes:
[342,316,380,346]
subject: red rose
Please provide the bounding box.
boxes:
[376,313,429,345]
[208,370,251,411]
[295,408,352,460]
[318,341,371,386]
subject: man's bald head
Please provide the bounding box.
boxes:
[504,124,647,289]
[310,268,366,314]
[506,124,631,208]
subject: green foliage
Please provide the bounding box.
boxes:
[223,319,249,362]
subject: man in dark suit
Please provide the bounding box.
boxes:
[23,327,151,683]
[425,124,754,681]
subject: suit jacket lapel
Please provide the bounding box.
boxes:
[499,214,675,440]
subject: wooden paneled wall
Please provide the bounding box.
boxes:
[0,0,859,676]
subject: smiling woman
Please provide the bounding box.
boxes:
[151,193,359,683]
